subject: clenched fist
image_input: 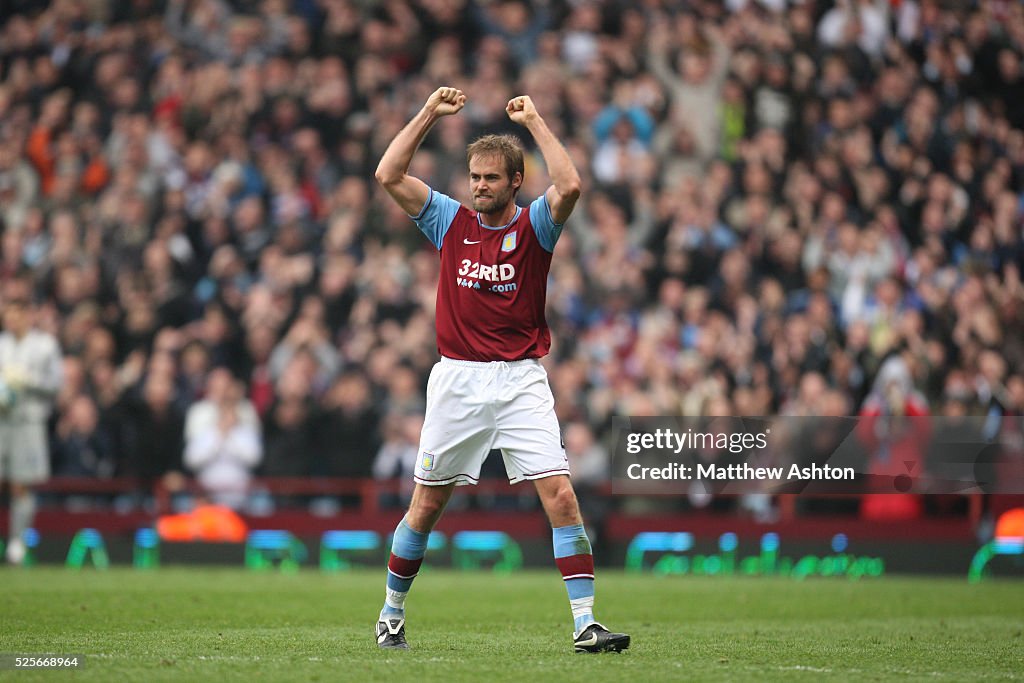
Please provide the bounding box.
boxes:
[506,95,539,125]
[425,86,466,117]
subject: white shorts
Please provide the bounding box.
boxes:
[414,357,568,486]
[0,420,50,485]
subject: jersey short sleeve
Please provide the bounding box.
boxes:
[412,189,461,250]
[529,194,564,253]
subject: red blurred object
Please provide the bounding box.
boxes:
[156,504,248,542]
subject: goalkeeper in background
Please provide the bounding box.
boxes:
[0,280,62,565]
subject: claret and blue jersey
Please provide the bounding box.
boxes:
[412,188,564,362]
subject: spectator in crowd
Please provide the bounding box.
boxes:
[857,354,931,520]
[118,369,187,498]
[52,394,114,478]
[260,354,316,477]
[316,369,381,479]
[184,367,259,443]
[372,413,422,506]
[184,388,262,509]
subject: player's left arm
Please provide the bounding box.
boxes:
[507,95,581,225]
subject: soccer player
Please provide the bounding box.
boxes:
[0,285,63,565]
[373,87,630,654]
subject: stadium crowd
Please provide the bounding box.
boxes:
[0,0,1022,512]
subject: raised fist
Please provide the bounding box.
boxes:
[505,95,539,125]
[426,87,466,117]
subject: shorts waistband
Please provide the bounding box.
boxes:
[440,356,539,368]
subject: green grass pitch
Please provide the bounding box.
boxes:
[1,568,1021,682]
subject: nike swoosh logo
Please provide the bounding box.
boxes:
[378,619,404,635]
[576,634,598,646]
[464,238,482,244]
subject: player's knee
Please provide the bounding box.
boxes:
[408,495,445,528]
[548,482,579,520]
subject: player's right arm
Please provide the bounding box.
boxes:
[375,86,467,216]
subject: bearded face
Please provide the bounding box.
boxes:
[469,153,521,217]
